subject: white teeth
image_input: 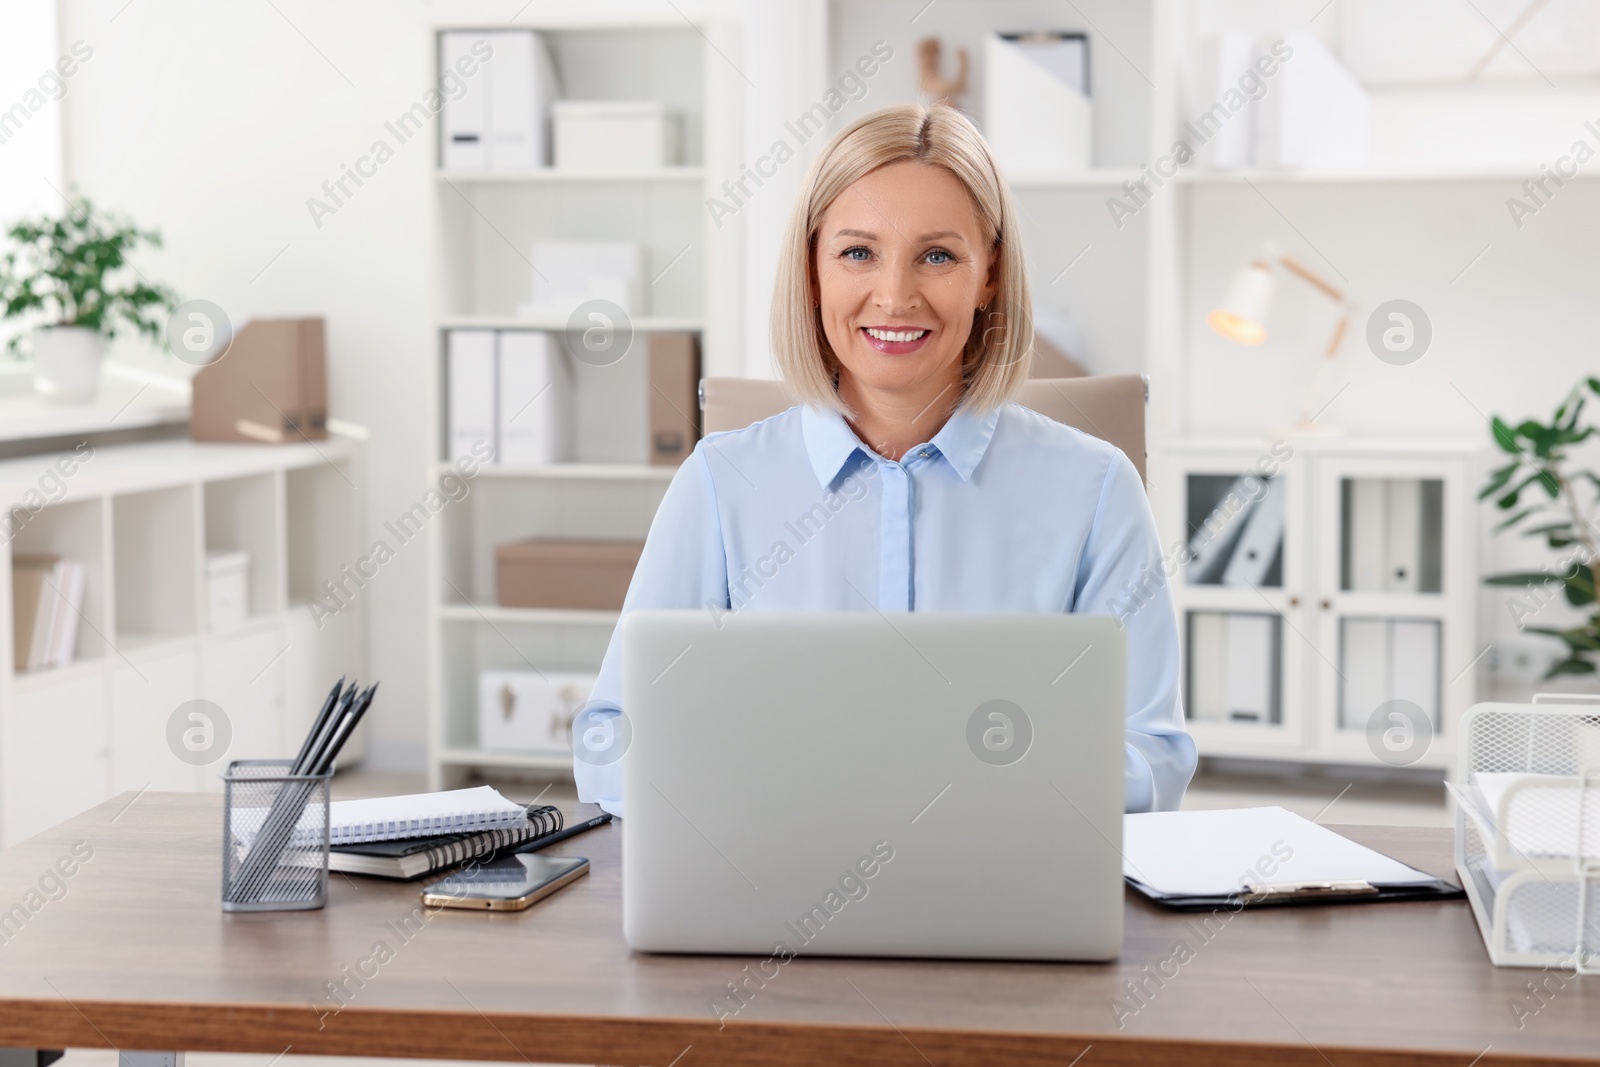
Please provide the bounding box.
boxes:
[865,327,929,342]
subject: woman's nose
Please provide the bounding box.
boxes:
[873,251,920,314]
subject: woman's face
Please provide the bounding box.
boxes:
[813,160,997,407]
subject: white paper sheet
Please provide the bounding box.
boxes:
[1123,806,1437,898]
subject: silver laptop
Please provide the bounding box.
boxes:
[620,611,1126,961]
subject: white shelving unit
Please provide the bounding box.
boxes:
[0,437,366,846]
[426,15,736,788]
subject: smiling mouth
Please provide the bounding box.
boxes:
[862,327,931,342]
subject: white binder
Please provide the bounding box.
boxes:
[498,331,572,466]
[1187,612,1227,722]
[488,30,560,169]
[1346,478,1387,591]
[441,32,490,168]
[1223,614,1274,722]
[1389,619,1439,724]
[447,329,496,462]
[1385,479,1422,593]
[1340,617,1388,729]
[1185,476,1259,585]
[1220,479,1284,586]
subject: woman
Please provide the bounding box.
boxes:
[575,103,1195,815]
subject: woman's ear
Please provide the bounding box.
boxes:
[981,240,1001,309]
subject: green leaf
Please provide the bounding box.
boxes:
[1495,505,1542,530]
[1483,571,1560,587]
[1490,416,1521,454]
[1544,657,1596,678]
[1498,471,1553,509]
[1564,567,1596,607]
[1480,463,1519,500]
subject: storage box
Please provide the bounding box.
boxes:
[204,550,250,631]
[495,539,644,611]
[648,332,700,466]
[522,240,642,318]
[478,669,598,754]
[553,100,679,171]
[191,318,327,444]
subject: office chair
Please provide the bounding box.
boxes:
[699,374,1148,485]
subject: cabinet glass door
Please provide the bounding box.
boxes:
[1315,460,1465,770]
[1167,451,1304,753]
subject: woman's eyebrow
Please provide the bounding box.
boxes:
[830,228,969,243]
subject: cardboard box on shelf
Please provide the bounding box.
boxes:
[648,332,700,466]
[191,318,327,444]
[495,538,645,611]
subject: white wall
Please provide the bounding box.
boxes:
[0,1,64,241]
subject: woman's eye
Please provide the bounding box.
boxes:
[925,248,954,266]
[841,246,872,262]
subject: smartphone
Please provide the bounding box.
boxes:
[421,853,589,911]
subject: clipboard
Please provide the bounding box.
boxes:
[1130,874,1465,911]
[1123,806,1466,911]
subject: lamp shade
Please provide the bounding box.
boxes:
[1207,259,1276,345]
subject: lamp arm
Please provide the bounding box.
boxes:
[1277,254,1345,303]
[1275,254,1349,357]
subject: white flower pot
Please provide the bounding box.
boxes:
[31,325,106,403]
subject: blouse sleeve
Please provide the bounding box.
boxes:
[1073,449,1198,812]
[573,444,729,817]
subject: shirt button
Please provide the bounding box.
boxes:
[918,450,929,458]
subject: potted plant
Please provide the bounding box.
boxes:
[0,195,177,402]
[1481,378,1600,679]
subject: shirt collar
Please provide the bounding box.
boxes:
[800,402,1002,488]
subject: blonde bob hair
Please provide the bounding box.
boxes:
[771,103,1033,415]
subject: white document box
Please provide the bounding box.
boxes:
[204,550,250,631]
[552,100,679,171]
[478,670,598,755]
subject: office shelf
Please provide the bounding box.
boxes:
[437,747,573,772]
[465,462,676,481]
[438,605,620,626]
[437,166,704,184]
[437,314,704,333]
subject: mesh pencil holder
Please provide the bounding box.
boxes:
[221,759,333,912]
[1453,695,1600,971]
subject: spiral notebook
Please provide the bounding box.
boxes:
[331,804,564,879]
[327,785,531,845]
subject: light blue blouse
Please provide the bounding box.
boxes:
[574,401,1197,816]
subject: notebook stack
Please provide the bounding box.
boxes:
[325,786,565,879]
[11,555,86,671]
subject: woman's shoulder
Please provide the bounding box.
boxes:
[993,400,1126,466]
[682,404,809,481]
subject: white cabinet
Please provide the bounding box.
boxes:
[0,439,365,847]
[1161,437,1482,771]
[4,672,110,844]
[110,648,201,794]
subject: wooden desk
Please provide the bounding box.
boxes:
[0,793,1592,1067]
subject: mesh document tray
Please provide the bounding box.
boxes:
[1453,696,1600,970]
